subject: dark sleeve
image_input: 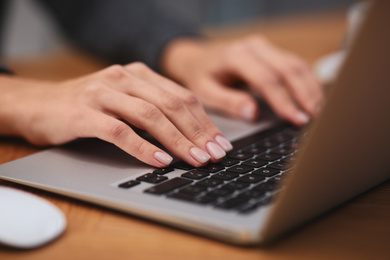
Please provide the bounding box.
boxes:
[36,0,200,72]
[0,63,13,75]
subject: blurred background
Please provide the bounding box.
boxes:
[1,0,356,60]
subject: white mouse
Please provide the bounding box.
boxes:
[0,186,66,249]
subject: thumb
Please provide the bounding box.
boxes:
[190,79,259,121]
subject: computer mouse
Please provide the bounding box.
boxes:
[0,186,66,249]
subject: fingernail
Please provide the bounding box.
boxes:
[240,103,256,121]
[215,135,233,152]
[296,111,310,124]
[154,151,173,166]
[206,142,226,160]
[189,147,211,164]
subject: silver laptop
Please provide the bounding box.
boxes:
[1,0,389,245]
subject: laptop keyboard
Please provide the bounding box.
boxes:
[118,124,302,214]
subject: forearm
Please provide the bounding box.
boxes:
[0,76,25,136]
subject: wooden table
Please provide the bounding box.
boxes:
[1,10,390,260]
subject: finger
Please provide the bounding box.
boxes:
[224,44,309,125]
[189,77,259,122]
[169,86,234,152]
[247,37,323,116]
[125,63,233,152]
[78,110,174,168]
[122,63,229,158]
[301,67,324,114]
[91,85,212,166]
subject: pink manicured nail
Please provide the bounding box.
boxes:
[154,151,173,166]
[296,111,310,124]
[206,142,226,160]
[215,135,233,152]
[189,147,211,164]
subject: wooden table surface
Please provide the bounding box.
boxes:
[1,10,390,260]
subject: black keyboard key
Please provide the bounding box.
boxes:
[270,147,294,155]
[222,181,249,191]
[145,175,168,184]
[282,154,297,163]
[178,185,207,195]
[242,158,268,168]
[228,152,252,160]
[242,146,267,155]
[267,161,290,171]
[256,139,278,148]
[279,141,294,149]
[283,127,302,138]
[172,161,194,170]
[169,193,214,204]
[206,188,233,199]
[136,173,167,184]
[153,166,174,175]
[252,167,280,177]
[198,163,225,173]
[267,161,286,171]
[256,153,281,161]
[216,197,248,210]
[118,180,140,189]
[181,170,209,180]
[144,177,192,195]
[227,165,253,174]
[136,173,156,182]
[211,171,239,181]
[237,174,265,184]
[264,177,282,191]
[237,189,267,200]
[197,178,223,187]
[252,182,271,193]
[219,158,239,167]
[269,133,293,143]
[230,125,285,150]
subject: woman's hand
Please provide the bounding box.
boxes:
[162,35,324,125]
[0,63,232,168]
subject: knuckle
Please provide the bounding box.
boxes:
[126,62,149,73]
[80,81,109,100]
[140,103,163,121]
[164,93,185,112]
[202,120,218,132]
[136,140,150,156]
[173,135,189,149]
[101,64,128,81]
[191,128,207,142]
[287,54,308,74]
[182,92,201,107]
[107,122,129,141]
[279,64,295,77]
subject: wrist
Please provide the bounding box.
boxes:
[0,76,51,138]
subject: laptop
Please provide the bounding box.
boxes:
[1,0,389,245]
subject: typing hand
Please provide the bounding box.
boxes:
[0,63,232,167]
[163,35,324,125]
